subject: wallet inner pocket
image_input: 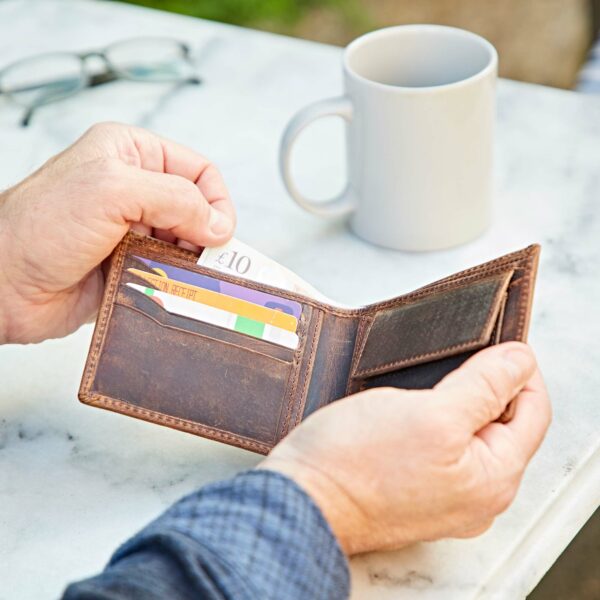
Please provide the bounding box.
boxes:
[91,285,299,446]
[348,270,514,391]
[117,283,296,362]
[354,295,514,420]
[121,260,300,355]
[358,349,478,391]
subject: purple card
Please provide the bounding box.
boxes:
[134,256,302,318]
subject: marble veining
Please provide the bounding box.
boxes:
[1,1,599,599]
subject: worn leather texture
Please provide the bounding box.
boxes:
[79,232,540,454]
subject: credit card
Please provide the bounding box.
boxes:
[127,268,298,332]
[126,283,299,349]
[134,256,302,319]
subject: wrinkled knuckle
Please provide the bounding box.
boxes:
[175,180,205,218]
[85,121,123,139]
[85,158,127,201]
[183,182,204,211]
[95,157,125,181]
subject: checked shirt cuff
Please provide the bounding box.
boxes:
[110,469,350,600]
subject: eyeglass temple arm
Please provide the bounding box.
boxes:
[88,70,201,88]
[20,105,35,127]
[17,73,118,127]
[16,63,201,127]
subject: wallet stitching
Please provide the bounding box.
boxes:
[114,291,294,365]
[128,231,200,261]
[80,235,129,397]
[499,254,537,421]
[363,263,525,314]
[352,271,513,378]
[362,250,538,314]
[293,308,323,427]
[276,305,314,438]
[414,245,539,290]
[85,393,271,453]
[491,292,508,345]
[515,254,536,340]
[346,314,374,395]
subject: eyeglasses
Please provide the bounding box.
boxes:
[0,37,201,126]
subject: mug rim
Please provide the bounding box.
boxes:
[343,24,498,93]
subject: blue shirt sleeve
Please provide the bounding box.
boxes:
[63,470,350,600]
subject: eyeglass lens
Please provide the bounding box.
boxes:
[105,38,192,82]
[1,38,195,109]
[1,54,85,107]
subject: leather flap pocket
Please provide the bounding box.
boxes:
[352,270,513,379]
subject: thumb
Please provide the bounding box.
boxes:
[434,342,537,432]
[111,162,235,247]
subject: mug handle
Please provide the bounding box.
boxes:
[279,96,355,218]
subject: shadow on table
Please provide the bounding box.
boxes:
[528,507,600,599]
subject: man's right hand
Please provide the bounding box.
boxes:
[262,342,551,555]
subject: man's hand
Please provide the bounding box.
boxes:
[0,122,235,344]
[262,342,551,555]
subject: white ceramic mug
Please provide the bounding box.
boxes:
[279,25,498,251]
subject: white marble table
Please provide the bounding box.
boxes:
[1,1,599,598]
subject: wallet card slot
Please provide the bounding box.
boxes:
[93,299,297,446]
[116,283,296,363]
[351,270,513,379]
[358,349,478,392]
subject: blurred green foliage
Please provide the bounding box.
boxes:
[115,0,365,28]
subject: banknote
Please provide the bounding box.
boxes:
[197,238,343,305]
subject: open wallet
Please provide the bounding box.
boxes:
[79,232,540,455]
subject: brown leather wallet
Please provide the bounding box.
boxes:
[79,232,540,455]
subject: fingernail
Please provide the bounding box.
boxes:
[209,210,231,236]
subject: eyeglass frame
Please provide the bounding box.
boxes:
[0,37,202,126]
